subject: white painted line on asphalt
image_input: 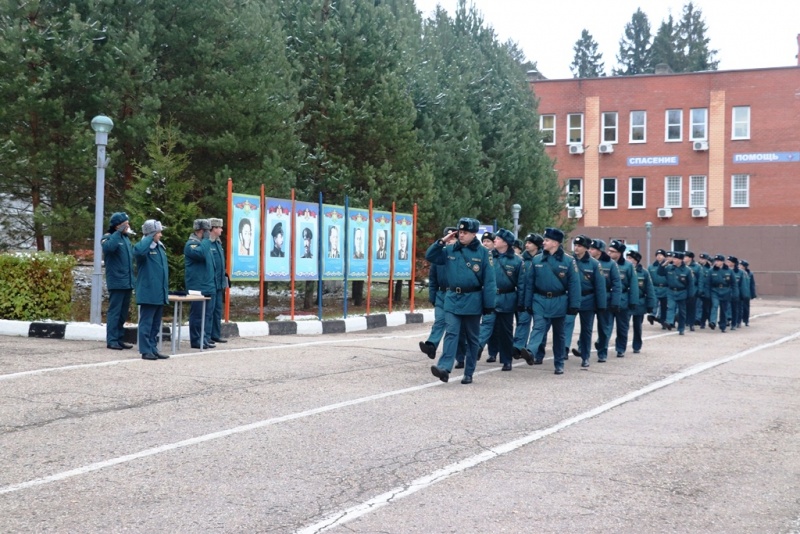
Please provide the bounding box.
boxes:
[295,328,800,534]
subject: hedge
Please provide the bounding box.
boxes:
[0,252,76,321]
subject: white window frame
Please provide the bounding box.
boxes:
[629,176,646,209]
[665,176,682,208]
[629,111,646,143]
[732,174,750,207]
[690,108,708,141]
[601,177,617,209]
[665,109,682,142]
[540,114,556,145]
[566,178,583,209]
[567,113,584,145]
[689,175,707,208]
[732,106,750,140]
[601,112,618,143]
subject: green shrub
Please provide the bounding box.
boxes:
[0,252,76,321]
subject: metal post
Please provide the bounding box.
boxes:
[89,116,114,325]
[645,221,653,264]
[511,203,521,238]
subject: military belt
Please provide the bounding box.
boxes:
[437,286,447,291]
[581,289,594,296]
[536,289,566,298]
[497,287,516,294]
[448,286,481,294]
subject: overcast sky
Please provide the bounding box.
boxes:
[413,0,800,79]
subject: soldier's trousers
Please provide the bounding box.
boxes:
[211,288,224,340]
[697,296,711,327]
[513,310,531,350]
[573,309,596,362]
[190,294,214,346]
[138,304,163,355]
[492,312,515,365]
[438,312,480,376]
[730,299,741,328]
[478,312,496,356]
[631,314,644,352]
[742,298,751,326]
[426,303,447,348]
[686,296,697,327]
[613,306,632,354]
[526,314,566,371]
[710,295,730,330]
[595,308,614,359]
[666,296,687,333]
[106,289,132,346]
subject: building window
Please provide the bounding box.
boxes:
[602,178,617,208]
[540,114,555,145]
[567,113,583,144]
[665,176,682,208]
[732,106,750,140]
[629,177,645,208]
[689,175,707,207]
[602,112,618,143]
[630,111,646,142]
[732,174,749,207]
[566,178,582,208]
[690,108,707,140]
[671,239,687,253]
[665,109,682,141]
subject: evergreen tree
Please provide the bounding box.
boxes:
[570,29,606,78]
[650,15,679,71]
[676,2,719,72]
[613,8,653,76]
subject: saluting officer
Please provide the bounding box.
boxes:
[133,219,169,360]
[607,240,640,357]
[487,228,522,371]
[589,239,621,363]
[520,227,581,375]
[647,249,670,329]
[101,212,135,350]
[513,233,543,357]
[185,219,216,349]
[708,254,734,331]
[566,235,607,368]
[425,218,496,384]
[626,250,656,354]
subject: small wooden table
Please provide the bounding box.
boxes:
[162,294,211,355]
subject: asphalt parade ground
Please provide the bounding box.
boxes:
[1,299,799,533]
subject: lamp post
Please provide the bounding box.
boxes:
[645,221,653,264]
[90,115,114,325]
[511,203,521,238]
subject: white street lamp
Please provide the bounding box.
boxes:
[645,221,653,263]
[511,204,521,238]
[90,115,114,325]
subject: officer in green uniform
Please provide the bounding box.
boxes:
[520,227,581,374]
[740,259,756,326]
[708,254,735,331]
[566,235,607,368]
[683,251,702,332]
[208,218,228,344]
[626,250,656,354]
[133,219,169,360]
[425,218,496,384]
[487,228,522,371]
[101,212,135,350]
[589,239,621,363]
[185,219,216,349]
[513,233,542,356]
[695,253,713,328]
[647,249,669,328]
[659,251,695,334]
[607,240,640,357]
[727,256,749,330]
[478,230,498,362]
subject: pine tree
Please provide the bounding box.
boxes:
[570,29,606,78]
[650,15,679,72]
[613,8,653,76]
[676,2,719,72]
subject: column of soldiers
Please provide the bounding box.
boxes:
[421,220,757,383]
[101,213,229,359]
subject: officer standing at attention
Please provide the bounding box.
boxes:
[425,218,496,384]
[512,233,543,357]
[487,228,522,371]
[659,251,695,334]
[133,220,170,360]
[420,228,469,369]
[647,249,670,329]
[589,239,621,363]
[185,219,216,349]
[708,254,734,332]
[566,235,606,368]
[607,240,639,357]
[520,227,580,374]
[208,218,228,344]
[101,212,135,350]
[626,250,656,354]
[740,259,756,326]
[683,251,702,332]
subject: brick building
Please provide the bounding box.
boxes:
[530,64,800,297]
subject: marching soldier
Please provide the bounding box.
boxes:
[683,251,702,332]
[740,259,756,326]
[695,253,713,328]
[589,239,621,363]
[659,251,695,334]
[708,254,734,332]
[485,229,522,371]
[607,240,640,357]
[477,230,498,362]
[727,256,747,330]
[647,249,669,329]
[626,250,656,354]
[566,235,606,368]
[425,218,496,384]
[513,233,543,357]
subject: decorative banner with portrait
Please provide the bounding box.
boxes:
[264,198,292,281]
[371,210,392,280]
[295,201,319,281]
[322,204,345,280]
[393,213,413,280]
[348,208,370,281]
[230,193,261,281]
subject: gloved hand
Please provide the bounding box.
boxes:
[610,305,620,314]
[482,308,494,316]
[567,307,579,316]
[647,307,655,314]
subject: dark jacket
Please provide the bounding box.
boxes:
[133,236,169,305]
[101,230,134,290]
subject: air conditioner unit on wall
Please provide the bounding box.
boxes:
[693,140,709,151]
[691,207,708,218]
[568,207,583,219]
[657,207,673,219]
[598,143,614,154]
[568,144,584,155]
